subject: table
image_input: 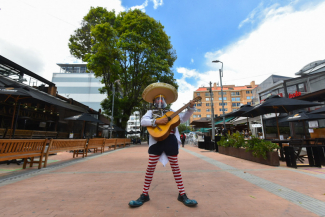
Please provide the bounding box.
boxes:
[268,139,291,161]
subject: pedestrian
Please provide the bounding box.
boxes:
[221,125,227,137]
[181,133,186,147]
[128,82,198,208]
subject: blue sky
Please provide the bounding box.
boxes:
[1,0,325,110]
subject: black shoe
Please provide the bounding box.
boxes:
[128,194,150,207]
[177,193,198,207]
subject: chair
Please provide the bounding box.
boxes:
[289,139,305,163]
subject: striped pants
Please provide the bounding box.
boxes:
[142,154,185,196]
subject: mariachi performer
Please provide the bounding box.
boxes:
[128,82,198,207]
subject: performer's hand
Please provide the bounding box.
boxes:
[155,117,168,125]
[189,100,195,108]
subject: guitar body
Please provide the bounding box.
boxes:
[147,111,180,142]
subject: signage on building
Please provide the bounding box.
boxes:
[263,113,280,119]
[288,91,301,98]
[251,124,262,128]
[308,120,318,128]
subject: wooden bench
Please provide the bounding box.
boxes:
[125,138,131,146]
[1,129,34,139]
[86,138,105,156]
[104,138,117,150]
[44,139,87,168]
[0,139,47,169]
[116,138,126,148]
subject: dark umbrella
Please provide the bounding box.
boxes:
[105,125,125,132]
[222,104,253,118]
[242,95,322,139]
[279,111,325,138]
[310,106,325,114]
[65,113,104,138]
[190,117,212,128]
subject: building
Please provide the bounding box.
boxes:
[253,59,325,139]
[52,63,106,111]
[190,81,257,123]
[126,111,141,138]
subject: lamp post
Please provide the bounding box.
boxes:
[212,60,225,129]
[110,80,120,138]
[208,82,215,140]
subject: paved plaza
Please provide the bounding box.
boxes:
[0,143,325,217]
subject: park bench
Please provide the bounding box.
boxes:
[0,129,33,139]
[0,139,47,169]
[86,138,105,156]
[116,138,126,148]
[104,138,117,150]
[125,138,131,146]
[43,139,87,168]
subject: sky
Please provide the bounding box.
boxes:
[1,0,325,110]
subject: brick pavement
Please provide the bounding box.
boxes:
[0,143,324,217]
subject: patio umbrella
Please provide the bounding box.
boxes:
[279,111,325,138]
[222,104,253,118]
[182,129,191,133]
[242,95,322,139]
[190,117,212,128]
[310,106,325,114]
[65,113,104,138]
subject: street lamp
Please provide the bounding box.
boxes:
[110,79,120,138]
[208,82,215,141]
[212,60,226,129]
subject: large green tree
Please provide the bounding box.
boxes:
[69,7,177,134]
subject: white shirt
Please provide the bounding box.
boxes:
[141,106,195,166]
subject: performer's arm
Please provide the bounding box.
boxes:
[179,100,195,123]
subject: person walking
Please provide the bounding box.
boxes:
[181,133,186,147]
[128,82,198,208]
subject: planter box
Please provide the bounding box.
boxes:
[218,146,279,166]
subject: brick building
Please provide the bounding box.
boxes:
[190,81,257,123]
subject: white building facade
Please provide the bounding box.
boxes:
[52,63,106,111]
[126,111,141,138]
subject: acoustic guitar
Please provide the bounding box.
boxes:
[147,96,202,141]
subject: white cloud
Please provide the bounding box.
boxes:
[152,0,163,9]
[173,1,325,110]
[129,0,163,11]
[190,58,194,64]
[0,0,125,82]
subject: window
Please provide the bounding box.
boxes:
[198,114,201,118]
[219,102,227,106]
[246,96,251,99]
[193,115,197,118]
[206,109,210,112]
[246,90,252,94]
[196,93,200,96]
[231,92,240,96]
[206,103,210,106]
[196,103,202,106]
[232,103,241,107]
[219,108,228,111]
[287,85,297,94]
[206,115,211,118]
[218,92,226,95]
[196,109,201,112]
[206,98,213,101]
[231,97,240,101]
[278,88,285,97]
[247,102,251,105]
[205,92,210,96]
[298,83,305,92]
[218,97,227,100]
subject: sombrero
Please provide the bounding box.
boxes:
[142,82,178,104]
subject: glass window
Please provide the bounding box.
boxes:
[206,109,210,112]
[278,88,285,97]
[197,109,201,112]
[232,103,237,106]
[193,115,197,118]
[287,85,297,94]
[246,90,252,94]
[196,93,200,96]
[206,98,210,101]
[232,97,240,101]
[206,115,211,118]
[298,83,305,92]
[206,103,209,106]
[246,96,250,99]
[271,90,278,96]
[198,114,201,118]
[247,102,251,105]
[219,102,227,106]
[219,108,228,111]
[196,103,202,106]
[205,93,210,96]
[218,92,226,95]
[219,97,226,100]
[231,92,240,96]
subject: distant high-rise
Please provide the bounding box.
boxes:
[52,63,106,111]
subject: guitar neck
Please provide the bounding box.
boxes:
[169,102,191,119]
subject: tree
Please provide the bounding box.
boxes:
[178,123,191,134]
[69,8,177,134]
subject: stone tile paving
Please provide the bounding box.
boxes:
[0,143,324,216]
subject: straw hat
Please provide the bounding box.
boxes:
[142,82,178,104]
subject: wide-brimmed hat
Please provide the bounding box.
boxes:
[142,82,178,104]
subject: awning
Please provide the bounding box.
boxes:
[214,117,235,125]
[0,75,88,113]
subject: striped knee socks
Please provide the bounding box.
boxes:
[142,154,159,196]
[167,155,185,196]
